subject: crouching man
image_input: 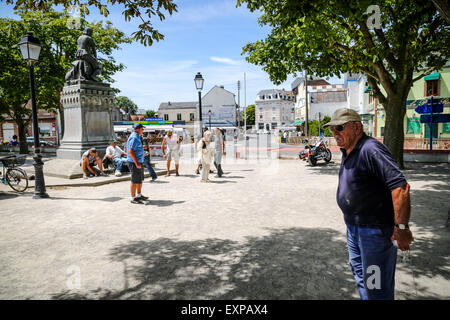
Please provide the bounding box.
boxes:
[81,147,107,179]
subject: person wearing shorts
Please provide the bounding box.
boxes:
[162,130,181,176]
[127,123,149,204]
[80,147,106,179]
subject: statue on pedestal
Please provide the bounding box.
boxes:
[65,28,102,82]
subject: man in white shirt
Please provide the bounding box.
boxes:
[105,139,127,176]
[162,130,181,176]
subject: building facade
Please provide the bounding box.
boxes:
[255,89,295,131]
[291,77,347,125]
[158,85,238,136]
[369,65,450,141]
[200,85,237,124]
[1,100,59,144]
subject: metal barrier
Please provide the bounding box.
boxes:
[286,136,450,150]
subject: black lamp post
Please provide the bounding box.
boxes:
[18,32,49,199]
[194,72,204,136]
[208,110,212,132]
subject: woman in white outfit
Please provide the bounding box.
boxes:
[199,130,213,182]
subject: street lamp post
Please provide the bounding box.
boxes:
[18,32,49,199]
[194,72,204,137]
[208,110,212,132]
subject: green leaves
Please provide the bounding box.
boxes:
[6,0,178,46]
[0,8,131,135]
[115,96,138,115]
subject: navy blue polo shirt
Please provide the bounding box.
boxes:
[337,134,407,226]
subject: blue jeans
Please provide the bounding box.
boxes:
[143,155,157,180]
[113,157,127,172]
[346,223,397,300]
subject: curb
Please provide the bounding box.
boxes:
[29,169,176,188]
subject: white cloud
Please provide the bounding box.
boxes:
[210,56,242,65]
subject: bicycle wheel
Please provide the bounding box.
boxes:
[7,168,28,192]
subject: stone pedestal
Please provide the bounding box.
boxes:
[57,80,116,160]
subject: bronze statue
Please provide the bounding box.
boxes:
[65,28,102,82]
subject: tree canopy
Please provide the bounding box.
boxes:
[145,109,156,118]
[0,8,131,152]
[115,96,138,115]
[244,104,255,126]
[238,0,449,167]
[4,0,177,46]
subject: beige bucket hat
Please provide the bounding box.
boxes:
[323,108,362,127]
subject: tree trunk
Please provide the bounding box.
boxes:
[382,94,408,169]
[16,119,29,155]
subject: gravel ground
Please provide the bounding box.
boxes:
[0,158,448,300]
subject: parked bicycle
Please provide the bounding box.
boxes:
[0,155,28,192]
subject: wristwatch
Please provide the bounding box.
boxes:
[395,223,409,230]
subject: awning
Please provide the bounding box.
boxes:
[144,125,174,132]
[114,125,132,132]
[424,72,440,81]
[291,121,305,126]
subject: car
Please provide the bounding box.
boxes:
[26,137,55,147]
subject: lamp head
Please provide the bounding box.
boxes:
[18,32,41,64]
[194,72,204,91]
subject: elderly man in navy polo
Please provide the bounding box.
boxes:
[324,108,414,300]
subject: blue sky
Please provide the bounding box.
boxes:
[1,0,341,111]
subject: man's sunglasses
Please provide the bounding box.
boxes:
[331,122,352,132]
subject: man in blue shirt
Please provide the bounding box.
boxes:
[127,123,149,204]
[324,108,414,300]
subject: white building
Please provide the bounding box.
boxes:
[157,85,238,136]
[255,89,295,131]
[291,77,347,122]
[345,73,374,136]
[201,85,237,124]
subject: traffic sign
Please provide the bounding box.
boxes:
[420,114,450,123]
[415,98,444,114]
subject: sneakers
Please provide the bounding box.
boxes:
[115,171,122,177]
[150,176,157,182]
[130,198,144,204]
[195,169,200,175]
[136,195,149,201]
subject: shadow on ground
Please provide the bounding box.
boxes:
[48,196,124,202]
[0,191,34,199]
[395,184,450,299]
[149,200,186,207]
[51,227,358,300]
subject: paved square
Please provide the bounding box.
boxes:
[0,159,449,299]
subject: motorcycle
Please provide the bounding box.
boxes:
[299,137,332,166]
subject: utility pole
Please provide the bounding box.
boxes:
[318,112,321,136]
[244,72,247,136]
[237,80,241,128]
[305,70,309,138]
